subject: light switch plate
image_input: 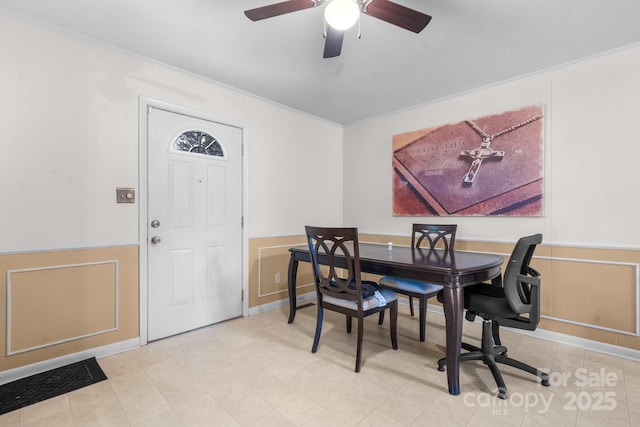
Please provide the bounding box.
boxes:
[116,187,135,203]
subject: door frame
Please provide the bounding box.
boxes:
[138,96,249,345]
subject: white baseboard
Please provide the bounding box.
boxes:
[0,337,140,386]
[248,291,316,316]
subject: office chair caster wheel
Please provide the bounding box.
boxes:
[541,379,550,387]
[437,365,445,372]
[496,386,508,400]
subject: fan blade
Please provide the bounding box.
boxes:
[244,0,318,21]
[323,25,344,58]
[363,0,432,33]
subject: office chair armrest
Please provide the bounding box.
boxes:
[489,274,503,287]
[524,266,541,278]
[516,272,541,324]
[498,274,541,331]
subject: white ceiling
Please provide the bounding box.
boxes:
[2,0,640,124]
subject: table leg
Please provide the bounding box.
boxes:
[442,285,464,395]
[287,255,299,324]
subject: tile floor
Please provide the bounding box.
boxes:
[1,304,639,426]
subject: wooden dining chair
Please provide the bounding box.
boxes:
[379,224,457,341]
[305,226,399,372]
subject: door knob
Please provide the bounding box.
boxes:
[150,220,160,228]
[151,236,161,244]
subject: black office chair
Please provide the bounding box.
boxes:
[305,226,399,372]
[378,224,457,341]
[436,233,550,399]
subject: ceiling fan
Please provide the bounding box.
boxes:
[244,0,432,58]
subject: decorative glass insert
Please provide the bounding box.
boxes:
[173,131,224,157]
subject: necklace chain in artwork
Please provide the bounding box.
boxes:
[460,113,543,184]
[467,114,543,142]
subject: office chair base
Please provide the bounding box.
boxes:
[437,322,550,399]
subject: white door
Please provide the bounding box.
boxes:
[147,106,243,341]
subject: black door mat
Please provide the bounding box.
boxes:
[0,357,107,415]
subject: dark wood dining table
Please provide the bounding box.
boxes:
[287,242,504,395]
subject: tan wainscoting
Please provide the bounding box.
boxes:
[252,234,640,352]
[0,246,139,370]
[449,240,640,350]
[248,236,312,308]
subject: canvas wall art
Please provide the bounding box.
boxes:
[392,104,544,216]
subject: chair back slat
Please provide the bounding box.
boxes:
[412,224,457,251]
[305,226,363,304]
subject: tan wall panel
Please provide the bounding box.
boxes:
[539,318,577,336]
[577,324,619,345]
[589,263,619,329]
[618,265,637,332]
[546,247,638,336]
[572,260,592,326]
[0,246,138,371]
[258,246,293,297]
[248,236,312,308]
[548,260,576,320]
[8,262,117,354]
[618,332,640,351]
[532,257,552,317]
[249,235,640,352]
[359,233,411,246]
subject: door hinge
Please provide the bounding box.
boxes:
[241,289,245,301]
[241,216,244,228]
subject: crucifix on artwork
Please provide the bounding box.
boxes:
[461,114,543,184]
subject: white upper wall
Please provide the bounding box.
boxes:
[0,11,343,253]
[343,44,640,248]
[4,9,639,251]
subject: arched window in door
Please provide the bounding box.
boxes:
[173,130,225,157]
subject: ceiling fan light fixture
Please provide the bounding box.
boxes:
[324,0,360,31]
